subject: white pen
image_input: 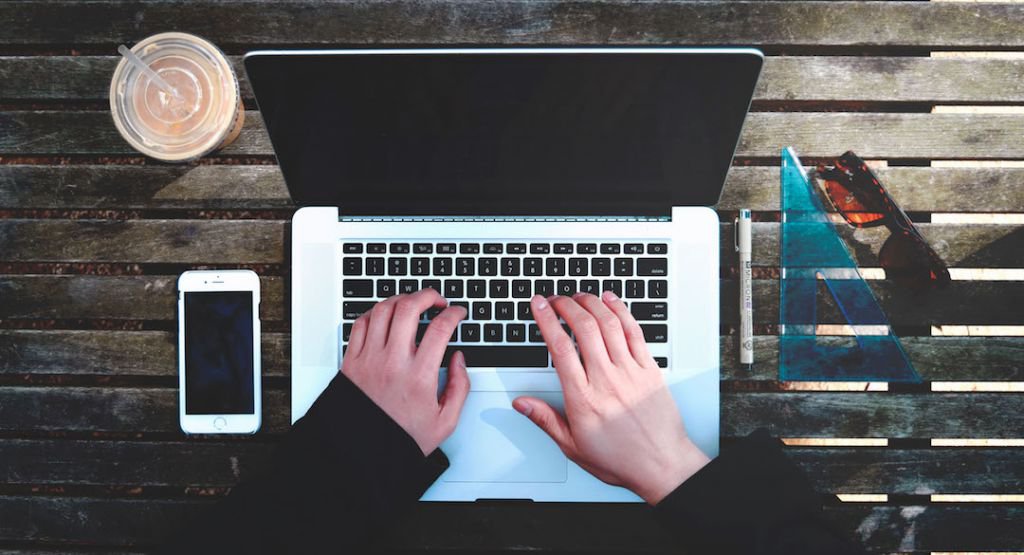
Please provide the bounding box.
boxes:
[736,209,753,369]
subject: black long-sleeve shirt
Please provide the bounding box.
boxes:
[162,374,862,554]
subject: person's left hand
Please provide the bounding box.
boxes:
[341,288,470,455]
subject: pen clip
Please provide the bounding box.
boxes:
[733,217,740,252]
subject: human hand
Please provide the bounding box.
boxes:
[513,292,711,505]
[341,289,469,456]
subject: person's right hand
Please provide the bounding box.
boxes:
[512,292,711,505]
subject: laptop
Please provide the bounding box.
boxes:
[245,48,763,502]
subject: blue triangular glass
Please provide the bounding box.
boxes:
[779,147,920,382]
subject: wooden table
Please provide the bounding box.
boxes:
[2,2,1023,553]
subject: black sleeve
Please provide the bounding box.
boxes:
[654,429,864,555]
[161,373,448,555]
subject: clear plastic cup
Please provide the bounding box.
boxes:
[110,32,244,162]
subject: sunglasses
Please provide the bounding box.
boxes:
[814,151,951,290]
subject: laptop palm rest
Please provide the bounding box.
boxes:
[440,391,567,485]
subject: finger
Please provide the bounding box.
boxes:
[531,295,586,390]
[438,350,470,437]
[572,292,632,366]
[416,304,468,369]
[512,396,576,456]
[365,295,400,350]
[550,295,611,371]
[387,288,447,349]
[602,290,656,367]
[345,312,370,360]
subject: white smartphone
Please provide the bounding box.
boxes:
[177,270,262,434]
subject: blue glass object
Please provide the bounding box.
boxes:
[779,147,920,382]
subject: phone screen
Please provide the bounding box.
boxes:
[183,291,255,414]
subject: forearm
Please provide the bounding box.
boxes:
[655,429,864,555]
[161,373,448,554]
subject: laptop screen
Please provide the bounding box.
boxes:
[245,49,762,215]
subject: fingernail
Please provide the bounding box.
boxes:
[602,290,619,302]
[532,295,548,310]
[513,400,533,416]
[454,350,465,367]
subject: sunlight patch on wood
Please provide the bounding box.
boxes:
[931,213,1024,224]
[932,494,1024,502]
[931,160,1024,168]
[932,382,1024,392]
[837,494,888,502]
[782,438,888,447]
[931,325,1024,336]
[781,382,888,391]
[932,105,1024,114]
[931,439,1024,447]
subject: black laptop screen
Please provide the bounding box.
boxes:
[245,50,762,215]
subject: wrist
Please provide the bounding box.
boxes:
[638,439,711,505]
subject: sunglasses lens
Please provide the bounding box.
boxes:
[822,177,887,227]
[879,232,951,290]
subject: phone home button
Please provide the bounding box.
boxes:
[213,417,227,430]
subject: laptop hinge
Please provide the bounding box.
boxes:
[337,215,671,223]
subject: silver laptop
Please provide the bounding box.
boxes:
[245,48,763,502]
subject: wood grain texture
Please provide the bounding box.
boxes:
[2,495,1023,552]
[720,336,1024,382]
[6,111,1024,159]
[0,220,285,264]
[6,55,1024,104]
[3,1,1024,48]
[0,330,290,377]
[0,275,285,321]
[5,164,1024,213]
[1,387,1020,438]
[3,330,1020,382]
[3,439,1021,495]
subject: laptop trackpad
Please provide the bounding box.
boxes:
[441,392,567,483]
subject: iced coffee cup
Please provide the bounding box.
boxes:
[110,32,244,162]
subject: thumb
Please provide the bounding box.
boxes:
[439,350,470,429]
[513,396,574,455]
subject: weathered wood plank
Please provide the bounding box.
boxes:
[1,387,1020,438]
[0,165,294,210]
[4,164,1023,213]
[0,330,290,377]
[717,222,1024,269]
[0,387,290,434]
[3,438,1021,495]
[721,280,1024,326]
[0,275,285,321]
[3,1,1024,48]
[718,166,1024,212]
[4,330,1019,382]
[720,336,1024,382]
[6,111,1024,159]
[7,56,1024,104]
[0,220,285,264]
[2,495,1022,552]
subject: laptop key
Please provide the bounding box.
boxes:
[343,301,376,320]
[377,280,396,297]
[530,243,550,254]
[631,302,668,320]
[467,279,487,298]
[638,258,668,276]
[388,258,407,276]
[437,243,457,254]
[517,301,533,320]
[343,243,363,254]
[501,257,520,276]
[569,258,587,276]
[557,280,576,296]
[461,323,481,343]
[433,258,452,276]
[647,243,668,255]
[421,279,442,293]
[390,243,410,254]
[343,257,362,276]
[603,280,622,297]
[343,279,372,297]
[625,280,644,298]
[342,323,353,341]
[654,357,668,368]
[577,243,597,254]
[425,307,443,320]
[479,258,498,276]
[484,243,503,254]
[512,280,531,298]
[489,280,509,298]
[473,302,492,320]
[601,243,620,254]
[580,280,599,295]
[507,243,527,254]
[641,324,668,343]
[625,243,644,254]
[553,243,573,254]
[460,243,480,254]
[367,243,386,254]
[484,324,503,342]
[546,258,565,276]
[615,258,634,276]
[411,257,429,276]
[524,257,543,276]
[592,258,611,276]
[443,346,548,367]
[496,302,515,320]
[649,280,668,298]
[413,243,433,254]
[528,324,543,342]
[399,279,418,294]
[366,258,385,276]
[507,324,527,342]
[451,301,470,313]
[456,257,474,276]
[444,280,463,299]
[535,279,554,297]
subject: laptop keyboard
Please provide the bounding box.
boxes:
[341,241,669,369]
